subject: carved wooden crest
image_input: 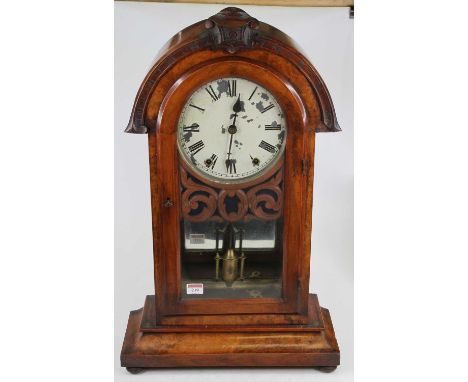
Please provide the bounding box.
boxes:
[204,7,260,54]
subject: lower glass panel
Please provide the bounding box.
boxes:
[181,219,283,300]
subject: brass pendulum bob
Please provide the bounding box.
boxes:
[222,248,238,286]
[221,223,239,287]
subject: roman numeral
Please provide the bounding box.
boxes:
[265,124,281,130]
[259,140,276,153]
[260,104,275,114]
[225,159,237,174]
[248,86,258,101]
[189,104,205,112]
[209,154,218,169]
[227,80,237,97]
[188,140,205,155]
[183,123,200,132]
[205,85,219,102]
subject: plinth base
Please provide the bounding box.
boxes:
[120,294,339,370]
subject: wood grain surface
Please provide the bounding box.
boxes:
[121,294,340,368]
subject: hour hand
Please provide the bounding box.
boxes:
[233,94,242,113]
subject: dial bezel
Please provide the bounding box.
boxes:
[176,76,287,187]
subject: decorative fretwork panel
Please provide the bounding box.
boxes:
[180,167,283,223]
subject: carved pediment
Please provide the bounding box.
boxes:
[205,7,260,54]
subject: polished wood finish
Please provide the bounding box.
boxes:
[121,294,339,369]
[121,7,340,369]
[140,294,324,332]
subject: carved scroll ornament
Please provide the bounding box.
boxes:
[180,168,219,222]
[180,167,283,223]
[245,169,283,222]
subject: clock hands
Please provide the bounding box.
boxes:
[228,94,241,137]
[233,93,242,114]
[225,95,241,173]
[227,134,234,160]
[226,133,236,173]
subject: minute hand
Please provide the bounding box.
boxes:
[226,95,241,169]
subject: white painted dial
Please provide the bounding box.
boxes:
[177,77,286,183]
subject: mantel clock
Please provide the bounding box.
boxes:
[120,8,341,372]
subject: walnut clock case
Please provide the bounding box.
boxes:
[120,7,341,372]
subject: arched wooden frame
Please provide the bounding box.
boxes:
[170,59,297,225]
[175,67,289,223]
[150,58,314,324]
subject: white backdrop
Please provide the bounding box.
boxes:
[115,2,353,381]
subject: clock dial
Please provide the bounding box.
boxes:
[177,77,286,182]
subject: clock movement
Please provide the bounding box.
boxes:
[120,7,341,372]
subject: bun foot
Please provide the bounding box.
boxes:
[126,367,145,374]
[315,366,337,373]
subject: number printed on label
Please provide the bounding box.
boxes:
[186,283,204,295]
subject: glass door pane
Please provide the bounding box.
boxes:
[181,219,283,300]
